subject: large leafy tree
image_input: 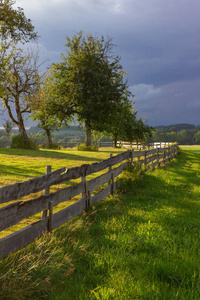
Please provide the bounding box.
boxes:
[1,48,42,139]
[31,71,72,146]
[0,0,37,43]
[0,1,39,140]
[50,32,133,146]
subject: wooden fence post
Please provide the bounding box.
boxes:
[108,154,112,191]
[48,200,53,232]
[144,150,147,169]
[157,148,159,166]
[163,147,165,164]
[81,172,88,208]
[111,173,114,195]
[131,149,134,166]
[41,165,51,219]
[168,147,171,161]
[88,190,92,208]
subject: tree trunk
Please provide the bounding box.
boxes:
[85,122,92,147]
[113,133,118,148]
[18,118,28,140]
[45,128,53,146]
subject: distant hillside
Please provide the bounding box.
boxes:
[155,123,196,131]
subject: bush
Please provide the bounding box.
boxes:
[77,143,98,151]
[0,136,10,147]
[39,143,61,150]
[11,134,37,150]
[119,162,144,193]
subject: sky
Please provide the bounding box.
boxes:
[12,0,200,126]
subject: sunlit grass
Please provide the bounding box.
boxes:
[0,146,200,299]
[0,147,127,238]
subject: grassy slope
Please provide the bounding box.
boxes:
[0,147,125,187]
[0,147,126,237]
[0,146,200,299]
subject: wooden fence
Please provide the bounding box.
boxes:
[116,141,173,149]
[0,143,178,260]
[61,141,171,149]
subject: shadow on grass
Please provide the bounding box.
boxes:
[0,147,106,162]
[0,163,43,179]
[1,149,200,299]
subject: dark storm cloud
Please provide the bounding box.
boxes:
[13,0,200,126]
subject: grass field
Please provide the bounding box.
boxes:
[0,146,200,299]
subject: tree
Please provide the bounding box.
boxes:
[107,98,136,147]
[0,0,38,79]
[50,32,133,146]
[0,0,37,43]
[3,119,14,135]
[31,71,68,146]
[0,0,39,142]
[0,48,42,139]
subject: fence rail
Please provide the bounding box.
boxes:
[0,143,178,260]
[61,141,170,149]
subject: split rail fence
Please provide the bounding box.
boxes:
[0,143,178,260]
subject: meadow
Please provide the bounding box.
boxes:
[0,145,200,299]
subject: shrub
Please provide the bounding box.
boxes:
[11,134,37,150]
[0,136,10,147]
[39,143,61,150]
[77,143,98,151]
[119,162,144,193]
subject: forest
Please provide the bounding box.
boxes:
[150,123,200,145]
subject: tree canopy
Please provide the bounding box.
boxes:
[0,0,37,43]
[47,32,146,146]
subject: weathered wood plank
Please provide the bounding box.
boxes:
[53,197,86,230]
[152,160,159,168]
[146,154,158,164]
[52,151,130,184]
[0,217,48,260]
[157,147,170,152]
[87,171,111,193]
[0,167,66,204]
[90,186,111,206]
[87,162,127,194]
[133,151,145,158]
[112,162,128,178]
[0,182,85,232]
[52,182,84,207]
[85,151,131,176]
[0,196,49,232]
[146,149,158,155]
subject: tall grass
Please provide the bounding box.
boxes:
[0,146,200,299]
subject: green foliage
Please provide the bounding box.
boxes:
[48,32,136,146]
[0,0,37,43]
[119,162,144,192]
[77,143,98,151]
[0,1,39,141]
[0,147,200,299]
[151,124,200,145]
[3,119,14,135]
[40,143,61,150]
[10,134,37,150]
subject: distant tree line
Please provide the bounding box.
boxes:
[150,124,200,145]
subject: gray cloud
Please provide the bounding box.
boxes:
[11,0,200,126]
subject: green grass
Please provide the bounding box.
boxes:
[0,147,126,186]
[0,146,200,299]
[0,147,127,237]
